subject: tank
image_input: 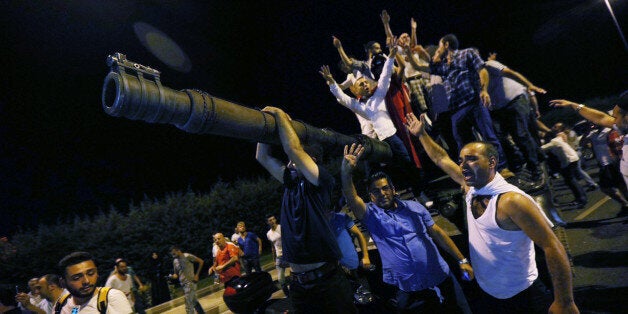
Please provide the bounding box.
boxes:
[101,53,392,162]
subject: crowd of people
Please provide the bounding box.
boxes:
[4,7,627,314]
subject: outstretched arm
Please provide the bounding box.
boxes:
[349,224,371,268]
[340,144,368,220]
[501,67,546,95]
[550,99,616,128]
[406,113,467,189]
[501,193,579,314]
[256,143,286,183]
[263,106,320,185]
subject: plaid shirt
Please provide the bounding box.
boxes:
[430,48,484,110]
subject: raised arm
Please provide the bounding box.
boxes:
[332,36,354,68]
[340,144,368,220]
[380,10,393,41]
[501,193,579,313]
[349,224,371,268]
[406,113,467,189]
[410,18,417,47]
[550,99,616,128]
[403,45,430,72]
[263,106,320,185]
[256,143,286,183]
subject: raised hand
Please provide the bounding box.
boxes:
[410,17,417,29]
[387,35,398,58]
[319,65,335,85]
[332,36,342,49]
[380,10,390,24]
[341,143,364,173]
[405,112,425,137]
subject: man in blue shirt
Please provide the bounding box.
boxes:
[236,221,262,274]
[341,143,473,313]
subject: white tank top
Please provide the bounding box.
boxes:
[466,193,538,299]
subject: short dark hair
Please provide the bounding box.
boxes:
[169,245,181,252]
[265,213,276,220]
[58,252,95,277]
[440,34,459,50]
[41,274,61,287]
[364,41,379,53]
[367,171,395,190]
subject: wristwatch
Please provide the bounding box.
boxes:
[458,258,469,265]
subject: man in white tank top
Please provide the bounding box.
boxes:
[406,112,578,313]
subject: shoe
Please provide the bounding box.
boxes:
[507,176,545,193]
[575,201,587,209]
[500,168,516,179]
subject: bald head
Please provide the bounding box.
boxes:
[213,233,227,249]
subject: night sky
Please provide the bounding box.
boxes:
[2,0,626,235]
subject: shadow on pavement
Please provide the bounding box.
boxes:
[574,285,628,314]
[572,250,628,268]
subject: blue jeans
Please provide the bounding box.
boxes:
[491,95,540,172]
[451,99,508,170]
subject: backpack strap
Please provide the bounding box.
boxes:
[97,287,111,314]
[54,293,72,314]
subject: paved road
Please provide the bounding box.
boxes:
[549,172,628,314]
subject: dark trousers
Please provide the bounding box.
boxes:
[241,256,262,274]
[451,99,508,170]
[491,95,540,172]
[290,264,357,314]
[396,275,462,314]
[560,162,588,203]
[469,279,552,314]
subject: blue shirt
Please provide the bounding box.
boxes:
[238,232,260,258]
[430,48,484,110]
[364,199,450,292]
[329,212,359,270]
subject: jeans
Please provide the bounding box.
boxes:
[451,99,508,170]
[396,275,462,313]
[560,162,588,203]
[491,95,540,172]
[241,256,262,274]
[181,282,204,314]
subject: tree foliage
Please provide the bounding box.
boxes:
[0,176,282,284]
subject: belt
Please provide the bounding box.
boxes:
[292,262,339,284]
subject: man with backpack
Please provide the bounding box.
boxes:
[55,251,132,314]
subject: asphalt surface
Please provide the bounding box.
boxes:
[548,165,628,314]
